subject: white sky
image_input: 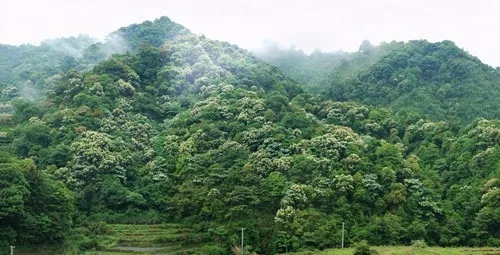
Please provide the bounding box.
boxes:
[2,0,500,67]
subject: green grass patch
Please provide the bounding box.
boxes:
[83,223,205,254]
[286,246,500,255]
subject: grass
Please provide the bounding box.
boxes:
[106,224,201,245]
[8,245,76,255]
[13,245,500,255]
[286,246,500,255]
[12,223,203,255]
[12,225,500,255]
[91,223,204,254]
[85,251,197,255]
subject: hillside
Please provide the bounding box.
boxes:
[0,35,97,88]
[0,17,186,98]
[255,40,403,89]
[259,40,500,123]
[0,17,499,255]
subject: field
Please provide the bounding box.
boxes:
[13,224,203,255]
[289,246,500,255]
[85,224,203,255]
[12,246,500,255]
[11,224,500,255]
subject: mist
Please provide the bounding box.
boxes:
[252,40,349,61]
[3,1,500,67]
[101,33,130,57]
[41,35,97,59]
[19,80,41,101]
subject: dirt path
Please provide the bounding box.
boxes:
[112,246,167,252]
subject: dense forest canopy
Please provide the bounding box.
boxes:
[257,40,500,123]
[0,16,499,254]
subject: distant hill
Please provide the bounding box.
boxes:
[0,17,187,102]
[0,35,96,86]
[258,40,500,123]
[255,40,405,93]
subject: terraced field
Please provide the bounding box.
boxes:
[92,224,206,255]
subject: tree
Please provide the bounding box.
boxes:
[0,154,73,246]
[473,179,500,245]
[359,40,374,55]
[64,131,130,211]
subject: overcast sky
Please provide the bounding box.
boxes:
[2,0,500,67]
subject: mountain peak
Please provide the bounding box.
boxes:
[110,16,190,50]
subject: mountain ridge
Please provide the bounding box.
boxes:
[258,39,500,123]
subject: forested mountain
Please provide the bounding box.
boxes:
[0,16,186,95]
[259,40,500,123]
[0,17,499,254]
[255,40,401,89]
[0,35,97,89]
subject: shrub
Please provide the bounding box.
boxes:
[353,240,378,255]
[199,244,227,255]
[411,239,428,248]
[85,221,109,236]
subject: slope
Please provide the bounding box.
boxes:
[255,40,405,95]
[261,40,500,123]
[0,16,186,98]
[0,35,96,87]
[337,40,500,122]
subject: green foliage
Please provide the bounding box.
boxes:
[411,240,428,248]
[265,40,500,123]
[199,244,227,255]
[0,153,74,246]
[113,16,188,50]
[1,15,500,254]
[353,240,377,255]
